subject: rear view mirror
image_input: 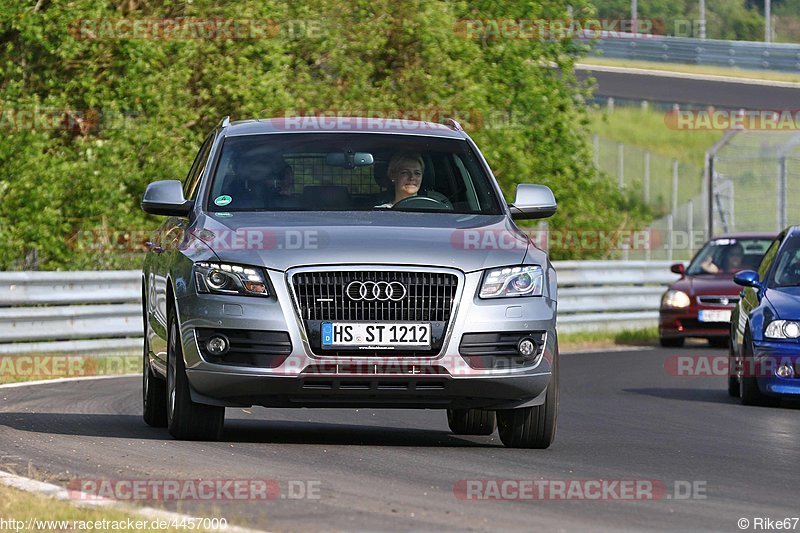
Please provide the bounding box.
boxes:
[325,152,374,169]
[141,180,193,217]
[508,184,557,220]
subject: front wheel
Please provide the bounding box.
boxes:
[659,336,685,347]
[447,409,496,435]
[496,353,559,449]
[167,312,225,440]
[143,326,168,427]
[708,337,729,348]
[727,335,740,397]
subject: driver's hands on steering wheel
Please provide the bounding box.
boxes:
[391,194,452,211]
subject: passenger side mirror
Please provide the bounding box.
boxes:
[508,184,557,220]
[141,180,194,217]
[670,263,685,275]
[733,270,761,288]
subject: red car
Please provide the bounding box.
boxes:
[659,233,775,347]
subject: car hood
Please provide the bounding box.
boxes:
[765,287,800,319]
[669,274,742,296]
[189,211,536,272]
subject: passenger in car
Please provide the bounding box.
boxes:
[224,154,295,209]
[700,243,745,274]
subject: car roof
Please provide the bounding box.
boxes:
[221,117,469,139]
[712,232,777,240]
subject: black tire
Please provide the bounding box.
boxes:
[496,350,559,449]
[659,336,685,347]
[727,375,740,397]
[727,334,740,397]
[143,330,168,427]
[447,409,496,435]
[167,312,225,440]
[708,337,729,348]
[739,331,780,407]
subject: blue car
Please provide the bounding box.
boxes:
[730,227,800,406]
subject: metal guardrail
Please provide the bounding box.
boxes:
[0,271,142,355]
[556,260,681,333]
[0,261,682,353]
[592,34,800,72]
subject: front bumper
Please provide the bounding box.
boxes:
[174,268,558,409]
[751,340,800,397]
[659,306,733,339]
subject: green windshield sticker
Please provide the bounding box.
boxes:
[214,195,232,207]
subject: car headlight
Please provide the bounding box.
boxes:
[764,320,800,339]
[194,262,270,297]
[661,290,690,308]
[479,265,544,299]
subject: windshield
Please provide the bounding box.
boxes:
[685,237,772,276]
[205,133,503,214]
[769,236,800,287]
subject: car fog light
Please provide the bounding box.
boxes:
[518,338,537,358]
[207,335,230,356]
[776,363,795,378]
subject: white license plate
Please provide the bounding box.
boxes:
[698,310,732,323]
[321,322,431,349]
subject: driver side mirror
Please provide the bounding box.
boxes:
[508,184,557,220]
[670,263,685,275]
[733,270,761,288]
[141,180,194,217]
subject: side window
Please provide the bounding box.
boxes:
[183,133,215,201]
[758,236,783,281]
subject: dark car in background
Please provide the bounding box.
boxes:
[730,227,800,406]
[659,233,775,347]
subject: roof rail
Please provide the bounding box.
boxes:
[218,116,231,128]
[444,118,463,132]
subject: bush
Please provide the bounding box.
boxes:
[0,0,649,269]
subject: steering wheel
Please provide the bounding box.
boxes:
[392,195,451,211]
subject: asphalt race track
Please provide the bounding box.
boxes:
[576,65,800,109]
[1,346,798,531]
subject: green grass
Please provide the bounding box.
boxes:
[580,57,800,83]
[589,106,722,168]
[588,106,723,218]
[0,484,210,533]
[560,327,659,351]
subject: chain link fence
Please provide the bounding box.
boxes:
[592,126,800,261]
[592,132,705,261]
[711,131,800,235]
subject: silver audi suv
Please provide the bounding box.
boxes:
[141,116,559,448]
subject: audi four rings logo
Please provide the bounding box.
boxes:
[346,281,407,301]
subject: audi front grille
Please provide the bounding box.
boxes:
[290,269,460,356]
